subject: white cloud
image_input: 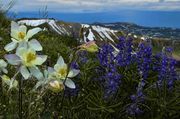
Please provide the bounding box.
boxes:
[5,0,180,12]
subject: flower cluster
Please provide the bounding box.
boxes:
[1,21,80,93]
[137,41,152,79]
[127,40,152,115]
[127,79,145,115]
[103,72,121,98]
[154,47,177,89]
[115,36,133,67]
[97,44,121,98]
[4,21,47,80]
[98,44,115,71]
[47,56,80,90]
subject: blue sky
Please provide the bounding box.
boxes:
[2,0,180,28]
[2,0,180,13]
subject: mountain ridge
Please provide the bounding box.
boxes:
[17,18,180,43]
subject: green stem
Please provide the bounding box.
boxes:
[19,78,23,119]
[58,50,77,115]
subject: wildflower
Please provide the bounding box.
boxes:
[104,72,121,98]
[127,79,145,115]
[97,44,121,98]
[79,41,98,53]
[78,51,88,64]
[4,21,42,52]
[137,42,152,79]
[98,44,115,69]
[5,48,47,79]
[154,47,177,89]
[0,59,8,74]
[48,56,80,89]
[49,80,64,93]
[115,36,133,67]
[126,103,143,116]
[1,75,18,89]
[70,61,79,70]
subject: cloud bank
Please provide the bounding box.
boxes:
[3,0,180,12]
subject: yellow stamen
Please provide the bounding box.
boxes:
[18,32,26,40]
[26,52,36,63]
[58,67,67,77]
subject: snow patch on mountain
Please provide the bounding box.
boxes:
[18,19,48,26]
[92,26,118,42]
[17,19,119,42]
[87,29,95,41]
[18,19,69,35]
[82,24,90,28]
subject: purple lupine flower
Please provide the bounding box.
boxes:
[115,36,133,66]
[70,61,79,69]
[155,47,178,89]
[127,79,145,115]
[78,51,88,64]
[98,44,115,70]
[126,103,143,116]
[97,44,121,98]
[103,72,121,98]
[137,41,152,79]
[127,41,151,116]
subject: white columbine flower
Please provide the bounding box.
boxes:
[5,48,47,80]
[0,59,8,74]
[34,70,65,93]
[4,21,42,52]
[48,56,80,89]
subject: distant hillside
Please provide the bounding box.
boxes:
[17,19,121,43]
[18,19,180,44]
[92,22,180,40]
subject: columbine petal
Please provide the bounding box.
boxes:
[11,21,20,40]
[34,55,47,65]
[26,27,42,39]
[4,54,21,65]
[4,41,17,52]
[11,38,18,42]
[64,78,76,89]
[11,21,19,31]
[20,66,30,79]
[29,66,43,80]
[54,64,61,71]
[16,47,27,58]
[16,42,28,54]
[19,25,27,33]
[57,56,65,65]
[11,30,19,40]
[68,69,80,78]
[28,39,42,51]
[48,67,55,74]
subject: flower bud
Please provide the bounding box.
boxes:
[1,75,10,85]
[1,75,18,89]
[49,80,64,93]
[79,41,98,53]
